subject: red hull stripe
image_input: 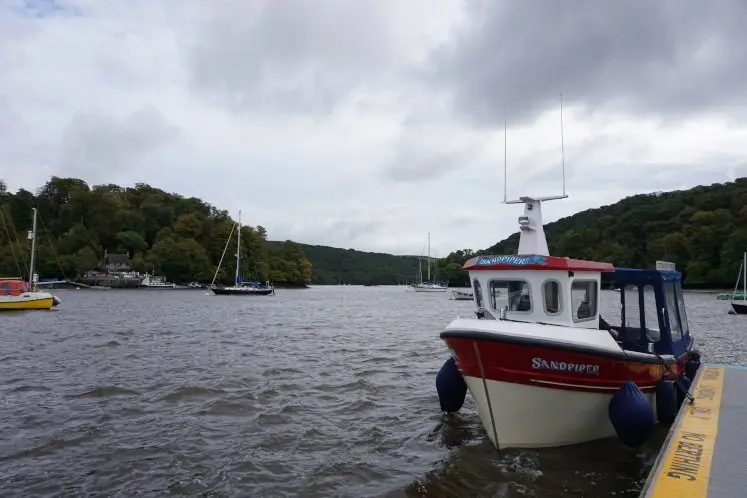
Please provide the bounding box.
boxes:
[444,336,689,394]
[463,254,615,272]
[441,329,684,365]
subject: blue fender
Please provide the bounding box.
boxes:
[655,379,678,427]
[436,356,467,413]
[609,380,654,447]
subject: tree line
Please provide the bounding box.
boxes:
[0,177,312,286]
[4,176,742,288]
[439,178,747,288]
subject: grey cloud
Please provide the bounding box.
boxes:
[187,0,404,116]
[290,218,386,248]
[445,210,480,227]
[0,97,56,177]
[324,219,385,241]
[60,104,180,176]
[424,0,747,127]
[380,119,484,183]
[382,143,473,183]
[569,161,744,194]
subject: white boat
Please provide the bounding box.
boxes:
[0,208,61,311]
[450,289,474,301]
[139,273,177,289]
[210,210,275,296]
[413,283,448,292]
[436,194,701,450]
[434,107,701,450]
[411,232,448,293]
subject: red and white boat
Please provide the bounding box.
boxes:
[436,195,701,450]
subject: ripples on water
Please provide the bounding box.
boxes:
[0,287,742,497]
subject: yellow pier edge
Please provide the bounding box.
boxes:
[641,365,725,497]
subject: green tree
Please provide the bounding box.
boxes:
[0,176,315,286]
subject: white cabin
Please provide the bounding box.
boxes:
[462,197,614,329]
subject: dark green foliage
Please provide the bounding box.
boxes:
[5,176,741,288]
[449,178,747,287]
[273,242,421,285]
[0,176,312,285]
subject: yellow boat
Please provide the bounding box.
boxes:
[0,207,61,311]
[0,291,59,311]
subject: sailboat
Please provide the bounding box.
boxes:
[412,232,448,293]
[729,251,747,315]
[210,210,275,296]
[0,208,62,311]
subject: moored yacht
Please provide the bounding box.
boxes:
[412,232,448,293]
[210,210,275,297]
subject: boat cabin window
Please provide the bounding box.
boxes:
[473,278,483,308]
[542,280,562,315]
[489,279,531,313]
[643,285,660,342]
[571,280,598,322]
[622,284,660,344]
[674,280,689,336]
[623,285,641,335]
[665,281,683,341]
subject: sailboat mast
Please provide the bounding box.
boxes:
[743,251,746,296]
[235,210,242,286]
[28,208,37,288]
[427,232,431,281]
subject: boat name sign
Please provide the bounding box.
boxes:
[475,255,548,266]
[531,357,600,375]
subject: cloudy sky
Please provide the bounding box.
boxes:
[1,0,746,256]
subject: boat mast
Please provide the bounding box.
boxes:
[743,251,746,296]
[503,95,568,256]
[427,232,431,281]
[28,207,37,289]
[235,210,242,286]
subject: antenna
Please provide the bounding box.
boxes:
[503,96,568,205]
[500,93,569,257]
[503,102,507,203]
[560,93,566,197]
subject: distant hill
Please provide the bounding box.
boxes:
[479,178,747,288]
[274,179,747,289]
[268,241,420,285]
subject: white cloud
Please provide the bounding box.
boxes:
[1,0,746,258]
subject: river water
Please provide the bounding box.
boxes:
[0,287,742,497]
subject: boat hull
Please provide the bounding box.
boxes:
[413,286,448,293]
[212,287,274,296]
[450,291,473,301]
[462,375,649,448]
[0,293,56,310]
[731,302,747,315]
[441,329,689,449]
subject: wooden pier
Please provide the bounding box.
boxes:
[640,364,747,497]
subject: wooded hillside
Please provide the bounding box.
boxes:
[4,176,743,288]
[464,178,747,288]
[0,177,312,286]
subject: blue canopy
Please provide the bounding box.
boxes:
[602,267,692,357]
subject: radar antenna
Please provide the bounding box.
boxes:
[502,94,569,256]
